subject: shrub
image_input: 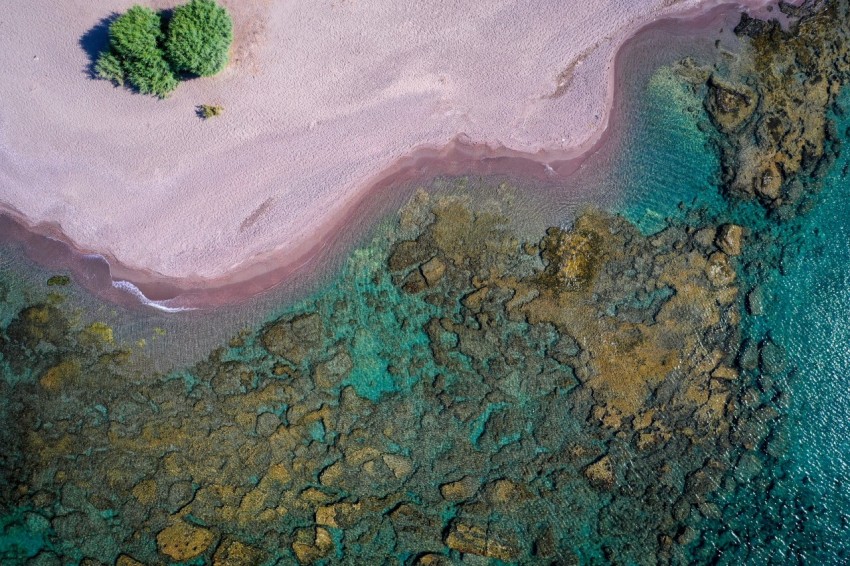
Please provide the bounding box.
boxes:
[165,0,233,77]
[124,55,179,97]
[90,1,232,98]
[96,6,177,98]
[46,275,71,287]
[198,104,224,119]
[95,52,125,86]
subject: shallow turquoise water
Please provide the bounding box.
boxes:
[618,64,727,234]
[619,66,850,563]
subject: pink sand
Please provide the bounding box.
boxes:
[0,0,788,297]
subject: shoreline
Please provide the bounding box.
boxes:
[0,133,605,311]
[0,0,795,311]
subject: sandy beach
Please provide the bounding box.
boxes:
[0,0,791,306]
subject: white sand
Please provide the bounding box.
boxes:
[0,0,783,286]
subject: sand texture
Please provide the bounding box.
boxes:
[0,0,784,291]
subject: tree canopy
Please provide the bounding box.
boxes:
[109,6,163,62]
[165,0,234,77]
[94,1,233,98]
[99,6,177,97]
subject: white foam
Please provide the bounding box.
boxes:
[111,280,197,313]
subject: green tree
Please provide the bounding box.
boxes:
[165,0,233,77]
[109,6,163,61]
[96,6,178,98]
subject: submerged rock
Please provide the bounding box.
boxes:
[212,538,264,566]
[760,339,787,376]
[716,224,745,256]
[755,160,784,201]
[747,285,766,316]
[156,521,215,561]
[255,411,282,437]
[584,455,616,490]
[292,527,334,563]
[444,522,519,561]
[414,554,455,566]
[388,238,435,272]
[115,555,145,566]
[0,186,777,562]
[440,476,480,502]
[211,361,254,395]
[6,304,69,350]
[709,1,850,212]
[420,256,447,286]
[261,312,324,363]
[540,225,601,291]
[39,358,81,392]
[705,76,758,133]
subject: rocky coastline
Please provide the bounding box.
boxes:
[0,163,797,563]
[2,1,850,564]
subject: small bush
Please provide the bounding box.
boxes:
[46,275,71,287]
[95,52,125,86]
[198,104,224,119]
[165,0,233,77]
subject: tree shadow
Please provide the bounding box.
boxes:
[78,13,119,78]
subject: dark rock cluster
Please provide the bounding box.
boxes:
[704,0,850,216]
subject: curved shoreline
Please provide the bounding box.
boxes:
[0,0,793,310]
[0,133,604,311]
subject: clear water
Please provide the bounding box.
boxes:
[616,66,850,563]
[729,91,850,562]
[618,64,726,234]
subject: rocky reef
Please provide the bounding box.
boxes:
[703,0,850,217]
[0,184,783,564]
